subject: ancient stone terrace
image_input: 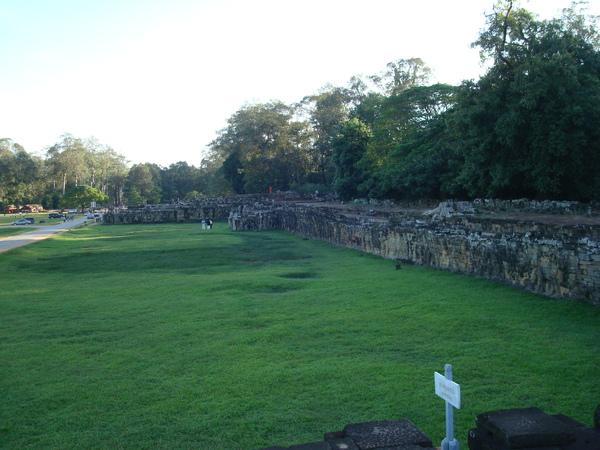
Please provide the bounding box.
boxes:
[103,195,600,306]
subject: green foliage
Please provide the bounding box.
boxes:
[60,185,108,210]
[331,118,372,200]
[160,161,201,200]
[0,224,598,448]
[368,58,432,96]
[124,186,144,206]
[208,102,312,194]
[123,163,163,204]
[359,84,458,199]
[3,2,600,203]
[0,138,44,208]
[221,151,246,194]
[450,1,600,200]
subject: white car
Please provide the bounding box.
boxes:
[11,219,29,225]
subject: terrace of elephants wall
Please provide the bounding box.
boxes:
[104,195,600,306]
[228,198,600,306]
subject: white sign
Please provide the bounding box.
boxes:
[435,371,461,409]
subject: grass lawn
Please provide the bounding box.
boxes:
[1,222,598,449]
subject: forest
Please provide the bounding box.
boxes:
[1,1,599,212]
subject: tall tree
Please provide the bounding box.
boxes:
[331,118,372,201]
[368,58,432,96]
[208,101,311,193]
[450,1,600,200]
[300,85,353,185]
[61,185,108,211]
[160,161,200,200]
[0,139,44,210]
[46,133,88,194]
[124,163,159,204]
[358,84,456,199]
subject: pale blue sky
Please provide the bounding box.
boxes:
[1,0,597,166]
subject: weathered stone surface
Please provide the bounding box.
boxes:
[327,437,360,449]
[342,419,432,449]
[475,407,576,448]
[552,414,587,430]
[467,426,561,450]
[562,427,600,450]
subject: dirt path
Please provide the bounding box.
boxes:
[0,217,92,253]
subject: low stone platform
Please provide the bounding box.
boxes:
[255,405,600,450]
[256,419,434,450]
[468,405,600,450]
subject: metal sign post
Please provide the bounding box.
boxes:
[434,364,460,450]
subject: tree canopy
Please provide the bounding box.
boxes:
[449,0,600,200]
[61,185,109,211]
[2,1,599,207]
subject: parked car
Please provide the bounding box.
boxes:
[11,219,29,225]
[49,213,64,219]
[24,217,35,224]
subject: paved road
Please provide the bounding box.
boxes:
[0,217,92,253]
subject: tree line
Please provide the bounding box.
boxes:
[2,1,599,212]
[207,1,600,202]
[0,134,214,211]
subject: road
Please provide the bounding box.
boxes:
[0,217,92,253]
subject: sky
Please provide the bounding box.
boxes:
[1,0,598,167]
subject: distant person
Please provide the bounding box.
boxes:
[207,219,213,229]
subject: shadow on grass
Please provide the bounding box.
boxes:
[12,227,317,278]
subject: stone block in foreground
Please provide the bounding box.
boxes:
[342,419,433,449]
[474,407,576,448]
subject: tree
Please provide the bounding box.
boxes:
[299,85,353,186]
[0,138,44,210]
[221,151,246,194]
[331,118,372,201]
[368,58,432,96]
[208,101,312,194]
[46,133,88,194]
[358,84,457,199]
[160,161,200,200]
[61,185,108,211]
[450,1,600,200]
[124,163,161,204]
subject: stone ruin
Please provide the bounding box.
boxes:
[255,404,600,449]
[103,195,600,306]
[101,196,600,448]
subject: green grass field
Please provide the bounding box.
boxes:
[1,222,598,449]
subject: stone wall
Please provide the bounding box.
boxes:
[102,195,600,306]
[103,197,249,224]
[228,201,600,306]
